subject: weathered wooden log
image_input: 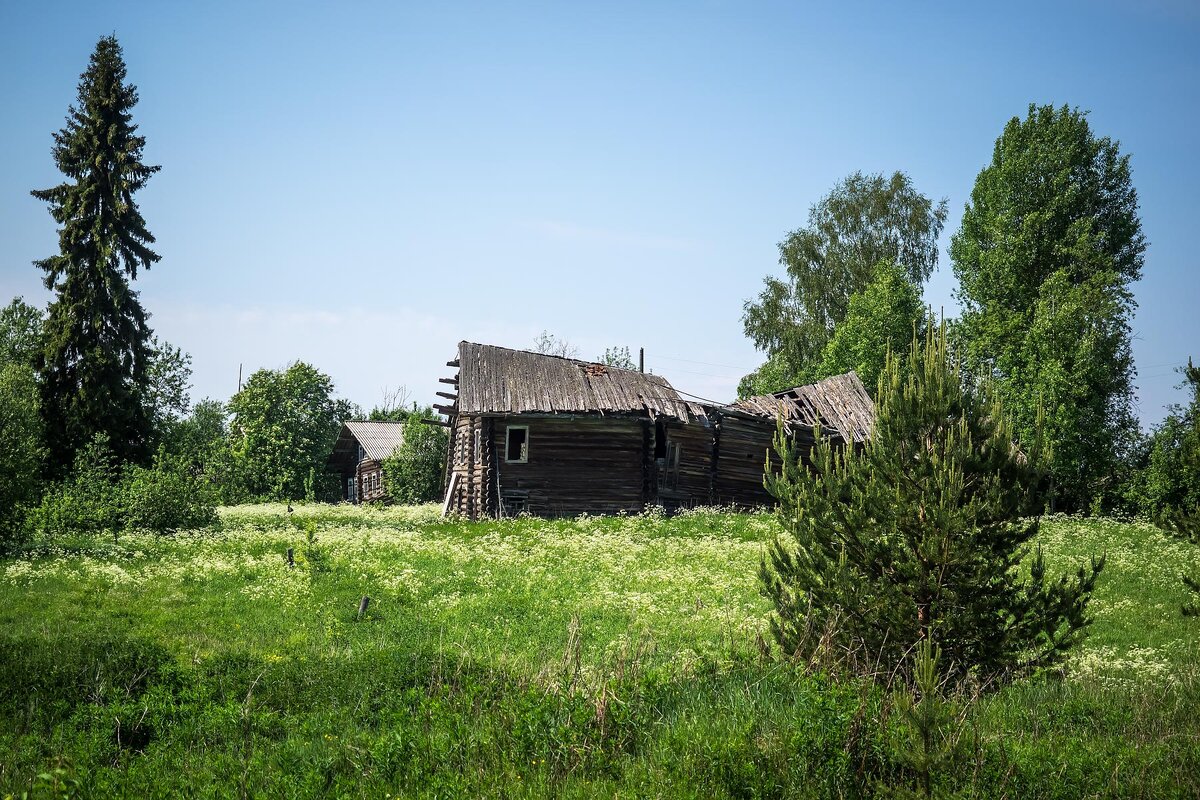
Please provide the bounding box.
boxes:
[357,596,370,619]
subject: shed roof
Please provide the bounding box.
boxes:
[735,371,875,443]
[454,341,703,420]
[341,420,406,461]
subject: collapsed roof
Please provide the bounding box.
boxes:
[734,371,875,443]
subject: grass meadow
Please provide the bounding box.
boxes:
[1,505,1198,798]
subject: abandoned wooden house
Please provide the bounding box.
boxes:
[327,420,407,503]
[435,341,875,519]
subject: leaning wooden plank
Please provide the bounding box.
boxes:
[441,472,461,517]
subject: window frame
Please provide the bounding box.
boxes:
[505,424,530,464]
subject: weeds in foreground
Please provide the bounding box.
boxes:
[0,509,1197,797]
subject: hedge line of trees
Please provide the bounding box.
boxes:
[1,294,449,551]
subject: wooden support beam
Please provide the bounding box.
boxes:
[441,472,461,517]
[439,377,459,385]
[433,403,456,415]
[419,417,451,427]
[446,359,460,367]
[436,391,458,401]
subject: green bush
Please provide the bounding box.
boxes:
[1135,359,1200,519]
[25,435,125,538]
[382,407,448,505]
[27,437,218,539]
[124,457,219,533]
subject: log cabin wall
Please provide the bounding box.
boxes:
[491,416,647,517]
[448,415,482,518]
[711,414,777,507]
[659,419,716,507]
[357,459,387,503]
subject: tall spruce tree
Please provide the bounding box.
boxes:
[32,36,160,472]
[761,323,1104,684]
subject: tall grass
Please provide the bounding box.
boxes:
[1,507,1197,797]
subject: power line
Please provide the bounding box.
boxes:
[654,353,748,370]
[657,365,743,380]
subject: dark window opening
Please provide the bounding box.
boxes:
[654,419,668,460]
[506,425,529,463]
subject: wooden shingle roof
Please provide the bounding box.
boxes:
[735,371,875,443]
[454,341,702,420]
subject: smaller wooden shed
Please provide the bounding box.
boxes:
[327,421,406,503]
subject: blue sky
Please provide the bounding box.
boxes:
[1,1,1196,424]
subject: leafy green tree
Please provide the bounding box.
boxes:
[161,398,244,504]
[1139,361,1200,617]
[0,298,47,547]
[0,298,44,368]
[1138,360,1200,519]
[0,362,44,548]
[741,171,947,395]
[951,104,1145,510]
[804,260,925,394]
[145,336,193,440]
[382,406,449,505]
[761,324,1104,683]
[597,346,636,370]
[227,362,356,500]
[32,36,161,473]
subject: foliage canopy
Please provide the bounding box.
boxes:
[804,260,925,394]
[381,406,449,505]
[1138,359,1200,519]
[741,171,947,396]
[227,362,355,500]
[951,104,1144,510]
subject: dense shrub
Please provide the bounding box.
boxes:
[27,437,218,538]
[160,398,249,505]
[26,436,125,538]
[1136,359,1200,519]
[123,457,219,532]
[382,406,448,504]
